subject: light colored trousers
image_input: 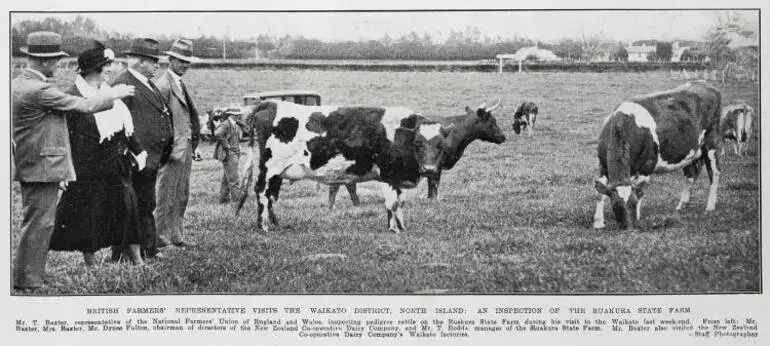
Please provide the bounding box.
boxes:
[154,143,192,244]
[14,182,58,289]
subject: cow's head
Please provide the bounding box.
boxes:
[512,118,527,135]
[594,176,649,230]
[464,100,507,144]
[413,122,449,178]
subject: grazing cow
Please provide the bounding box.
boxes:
[512,101,538,136]
[593,81,722,231]
[720,102,754,156]
[326,101,507,207]
[237,100,445,233]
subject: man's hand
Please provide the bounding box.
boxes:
[109,84,135,99]
[133,151,148,171]
[192,149,203,161]
[58,181,68,191]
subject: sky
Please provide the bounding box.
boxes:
[10,10,759,43]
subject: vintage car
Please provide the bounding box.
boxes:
[201,90,322,141]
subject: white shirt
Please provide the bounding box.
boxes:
[168,69,184,92]
[128,68,153,92]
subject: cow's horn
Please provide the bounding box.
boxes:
[487,99,502,112]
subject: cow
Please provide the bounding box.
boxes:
[325,101,507,207]
[512,101,538,136]
[236,100,446,233]
[720,102,754,156]
[593,81,722,231]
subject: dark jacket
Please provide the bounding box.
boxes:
[63,85,143,180]
[110,69,173,176]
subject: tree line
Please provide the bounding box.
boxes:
[12,15,755,66]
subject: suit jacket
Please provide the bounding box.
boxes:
[63,85,143,180]
[153,70,201,155]
[111,69,173,176]
[12,69,115,182]
[214,118,242,161]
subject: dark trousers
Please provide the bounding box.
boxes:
[14,182,59,289]
[131,172,159,258]
[219,154,240,203]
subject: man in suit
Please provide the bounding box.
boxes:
[110,37,173,260]
[153,39,201,248]
[12,31,134,290]
[214,109,243,204]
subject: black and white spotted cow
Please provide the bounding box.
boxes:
[720,102,754,156]
[237,100,445,233]
[512,101,538,136]
[594,81,722,231]
[325,101,507,206]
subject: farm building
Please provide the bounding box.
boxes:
[509,46,561,61]
[626,43,656,62]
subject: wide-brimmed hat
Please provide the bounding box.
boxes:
[77,46,116,74]
[165,39,199,63]
[19,31,70,58]
[123,37,161,60]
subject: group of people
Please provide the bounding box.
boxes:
[11,31,239,291]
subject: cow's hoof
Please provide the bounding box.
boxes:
[593,221,605,230]
[388,228,401,234]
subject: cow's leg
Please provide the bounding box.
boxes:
[345,184,360,206]
[593,194,608,230]
[676,163,700,210]
[704,149,720,212]
[327,184,341,209]
[527,114,534,137]
[267,176,282,225]
[381,183,405,233]
[255,164,278,232]
[427,175,441,200]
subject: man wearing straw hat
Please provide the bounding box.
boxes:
[153,39,202,249]
[110,37,174,261]
[12,31,134,290]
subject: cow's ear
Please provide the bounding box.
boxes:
[440,124,454,137]
[464,106,475,116]
[594,178,611,195]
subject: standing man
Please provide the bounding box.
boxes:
[110,38,173,260]
[153,39,201,248]
[12,31,134,290]
[214,109,243,204]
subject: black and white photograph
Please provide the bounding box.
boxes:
[7,7,761,296]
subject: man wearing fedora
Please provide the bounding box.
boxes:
[12,31,134,290]
[110,37,174,260]
[153,39,202,249]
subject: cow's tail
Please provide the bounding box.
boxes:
[235,121,260,216]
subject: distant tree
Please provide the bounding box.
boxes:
[655,42,673,61]
[611,42,628,62]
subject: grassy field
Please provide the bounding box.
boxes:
[10,69,760,294]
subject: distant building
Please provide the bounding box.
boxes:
[626,44,656,62]
[510,46,561,62]
[671,41,689,62]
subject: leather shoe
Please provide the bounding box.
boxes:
[157,237,172,248]
[173,240,198,248]
[148,252,167,260]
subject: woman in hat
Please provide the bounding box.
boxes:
[49,43,146,266]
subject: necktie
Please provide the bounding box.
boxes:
[148,79,171,118]
[179,79,194,107]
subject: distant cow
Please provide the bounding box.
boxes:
[512,101,538,136]
[720,102,754,156]
[594,81,722,231]
[326,101,507,207]
[237,100,445,233]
